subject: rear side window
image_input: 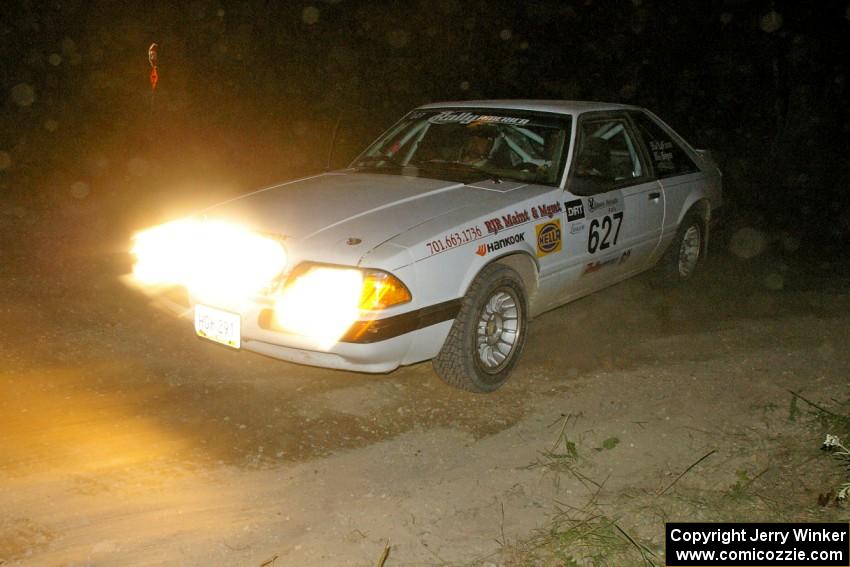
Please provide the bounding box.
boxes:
[630,112,699,178]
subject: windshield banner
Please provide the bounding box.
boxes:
[428,111,530,126]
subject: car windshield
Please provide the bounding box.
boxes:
[351,109,571,186]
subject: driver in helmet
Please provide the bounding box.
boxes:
[459,124,497,166]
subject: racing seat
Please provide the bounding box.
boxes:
[570,136,615,194]
[577,137,613,178]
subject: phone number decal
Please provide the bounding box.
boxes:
[426,225,485,256]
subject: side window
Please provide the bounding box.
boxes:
[630,112,699,178]
[570,117,645,194]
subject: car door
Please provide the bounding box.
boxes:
[628,110,704,264]
[560,112,664,295]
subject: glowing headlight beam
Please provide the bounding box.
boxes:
[271,266,413,349]
[131,219,287,308]
[273,267,364,349]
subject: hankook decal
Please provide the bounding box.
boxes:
[475,231,526,256]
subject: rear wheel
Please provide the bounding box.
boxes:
[659,211,704,284]
[433,264,528,393]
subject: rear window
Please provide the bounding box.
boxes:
[630,112,699,179]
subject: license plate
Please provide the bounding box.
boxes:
[194,304,241,349]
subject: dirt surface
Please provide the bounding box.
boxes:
[1,197,849,566]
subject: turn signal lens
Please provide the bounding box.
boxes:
[359,271,412,311]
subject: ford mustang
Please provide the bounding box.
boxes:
[130,100,722,392]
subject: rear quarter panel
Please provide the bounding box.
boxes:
[644,111,722,252]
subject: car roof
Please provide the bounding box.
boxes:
[416,99,640,115]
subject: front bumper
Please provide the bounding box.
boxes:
[153,288,458,373]
[256,299,460,343]
[242,320,454,373]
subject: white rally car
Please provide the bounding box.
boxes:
[131,100,721,392]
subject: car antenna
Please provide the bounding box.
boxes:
[325,111,343,171]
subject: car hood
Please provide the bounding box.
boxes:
[203,171,499,267]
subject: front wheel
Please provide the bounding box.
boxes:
[432,264,528,393]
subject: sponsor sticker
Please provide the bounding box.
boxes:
[535,220,562,257]
[532,201,562,219]
[564,199,585,222]
[582,249,631,275]
[426,225,484,256]
[484,209,531,234]
[569,222,586,235]
[428,111,531,126]
[475,231,526,256]
[587,196,620,213]
[583,257,616,275]
[649,139,674,163]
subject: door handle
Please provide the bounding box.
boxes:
[648,192,661,200]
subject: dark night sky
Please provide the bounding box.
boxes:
[2,0,849,247]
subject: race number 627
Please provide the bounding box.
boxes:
[587,212,623,254]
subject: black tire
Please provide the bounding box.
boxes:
[432,264,528,393]
[658,211,704,285]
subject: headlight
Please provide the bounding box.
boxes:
[272,264,411,347]
[130,219,287,307]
